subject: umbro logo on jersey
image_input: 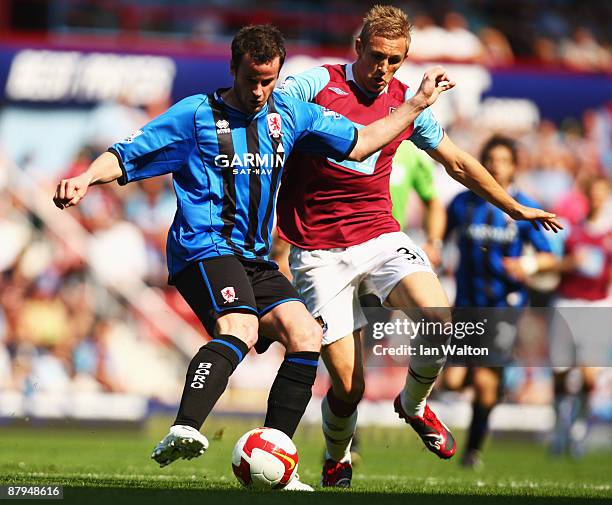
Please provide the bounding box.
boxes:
[216,119,231,134]
[328,87,349,96]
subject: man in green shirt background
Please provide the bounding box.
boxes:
[390,141,446,267]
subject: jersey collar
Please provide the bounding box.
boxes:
[345,63,389,97]
[212,88,269,119]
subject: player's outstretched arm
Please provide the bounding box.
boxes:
[428,135,563,233]
[53,151,123,209]
[347,66,455,162]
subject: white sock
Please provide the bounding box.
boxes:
[400,365,440,417]
[321,394,357,463]
[401,335,447,417]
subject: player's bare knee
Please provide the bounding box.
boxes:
[334,374,365,404]
[473,369,499,408]
[285,320,322,353]
[422,306,452,326]
[346,377,366,404]
[215,314,259,348]
[475,387,498,409]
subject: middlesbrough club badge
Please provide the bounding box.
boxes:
[221,286,237,304]
[267,113,283,138]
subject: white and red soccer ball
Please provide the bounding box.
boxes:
[232,428,298,489]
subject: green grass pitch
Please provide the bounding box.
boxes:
[0,417,610,504]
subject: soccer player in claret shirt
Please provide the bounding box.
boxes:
[549,176,610,457]
[53,24,459,490]
[274,6,562,486]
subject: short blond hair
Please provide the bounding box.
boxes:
[358,5,412,44]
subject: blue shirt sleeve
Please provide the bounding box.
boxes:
[109,95,202,185]
[280,66,331,102]
[405,88,444,151]
[517,194,552,252]
[288,97,358,161]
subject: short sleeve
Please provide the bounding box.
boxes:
[290,99,358,162]
[109,95,201,185]
[280,66,331,103]
[405,88,444,151]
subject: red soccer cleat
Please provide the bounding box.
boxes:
[394,395,456,459]
[321,459,352,488]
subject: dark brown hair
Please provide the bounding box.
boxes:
[480,135,518,165]
[231,25,286,70]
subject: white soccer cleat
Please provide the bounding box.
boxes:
[151,425,209,468]
[281,473,314,492]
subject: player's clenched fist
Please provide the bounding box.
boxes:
[53,173,92,209]
[415,66,456,108]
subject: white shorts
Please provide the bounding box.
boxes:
[289,232,434,346]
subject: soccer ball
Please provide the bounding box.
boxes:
[231,428,298,489]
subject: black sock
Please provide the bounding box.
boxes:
[264,351,319,438]
[326,387,359,418]
[467,403,493,452]
[174,334,249,430]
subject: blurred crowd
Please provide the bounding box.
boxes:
[1,86,610,408]
[0,96,193,401]
[3,0,611,71]
[0,0,611,416]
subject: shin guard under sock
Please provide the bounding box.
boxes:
[174,334,248,430]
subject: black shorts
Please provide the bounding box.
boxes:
[174,256,303,336]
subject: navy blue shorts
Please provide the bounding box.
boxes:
[174,256,302,336]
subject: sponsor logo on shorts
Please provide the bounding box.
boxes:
[221,286,238,304]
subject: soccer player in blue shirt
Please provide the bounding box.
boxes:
[52,25,486,489]
[444,135,557,468]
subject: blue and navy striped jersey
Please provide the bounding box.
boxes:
[447,190,552,307]
[109,90,357,282]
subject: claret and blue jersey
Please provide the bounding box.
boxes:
[447,190,552,307]
[109,90,357,282]
[276,63,444,250]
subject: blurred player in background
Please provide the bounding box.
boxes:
[273,5,561,487]
[443,135,556,468]
[53,23,458,490]
[549,175,610,457]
